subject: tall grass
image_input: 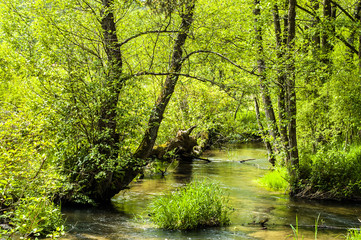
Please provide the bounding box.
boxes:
[147,180,232,230]
[259,167,289,191]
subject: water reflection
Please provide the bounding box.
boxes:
[173,161,193,184]
[62,143,361,240]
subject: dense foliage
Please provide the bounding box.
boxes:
[147,180,232,230]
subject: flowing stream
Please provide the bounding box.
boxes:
[62,143,361,240]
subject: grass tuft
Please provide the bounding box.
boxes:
[147,179,232,230]
[259,167,289,191]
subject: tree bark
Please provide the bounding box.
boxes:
[287,0,299,168]
[254,0,280,156]
[320,0,335,83]
[254,97,275,166]
[311,0,321,49]
[96,0,124,155]
[134,1,195,159]
[273,3,290,162]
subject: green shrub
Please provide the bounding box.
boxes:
[0,105,64,238]
[297,145,361,199]
[147,180,232,230]
[259,167,289,191]
[5,197,64,238]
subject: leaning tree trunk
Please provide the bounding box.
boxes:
[134,1,195,159]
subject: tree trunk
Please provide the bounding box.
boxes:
[287,0,299,168]
[310,0,321,48]
[357,1,361,70]
[134,1,195,159]
[96,0,124,155]
[320,0,335,83]
[61,0,131,205]
[254,0,280,155]
[254,97,275,166]
[273,3,290,163]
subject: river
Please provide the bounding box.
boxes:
[62,143,361,239]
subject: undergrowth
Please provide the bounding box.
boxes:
[296,145,361,199]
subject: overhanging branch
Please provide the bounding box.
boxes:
[133,71,242,100]
[180,50,260,77]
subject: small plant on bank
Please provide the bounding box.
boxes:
[147,180,232,230]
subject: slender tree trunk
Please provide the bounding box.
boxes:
[287,0,299,168]
[254,0,280,158]
[357,1,361,70]
[320,0,335,83]
[134,1,195,159]
[311,0,321,51]
[254,97,275,165]
[273,3,290,162]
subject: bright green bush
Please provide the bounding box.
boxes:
[148,180,232,230]
[4,197,64,238]
[259,167,289,191]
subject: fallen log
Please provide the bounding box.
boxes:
[240,158,257,163]
[150,125,201,161]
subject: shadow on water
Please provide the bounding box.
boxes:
[61,143,361,240]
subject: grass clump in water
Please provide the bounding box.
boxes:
[147,180,232,230]
[259,167,289,191]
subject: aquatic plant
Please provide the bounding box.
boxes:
[290,215,320,240]
[259,167,289,191]
[147,180,232,230]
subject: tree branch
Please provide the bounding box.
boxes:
[335,33,358,54]
[330,0,356,22]
[119,30,178,47]
[180,50,260,76]
[133,71,242,100]
[296,4,315,16]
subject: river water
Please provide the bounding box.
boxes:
[62,143,361,239]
